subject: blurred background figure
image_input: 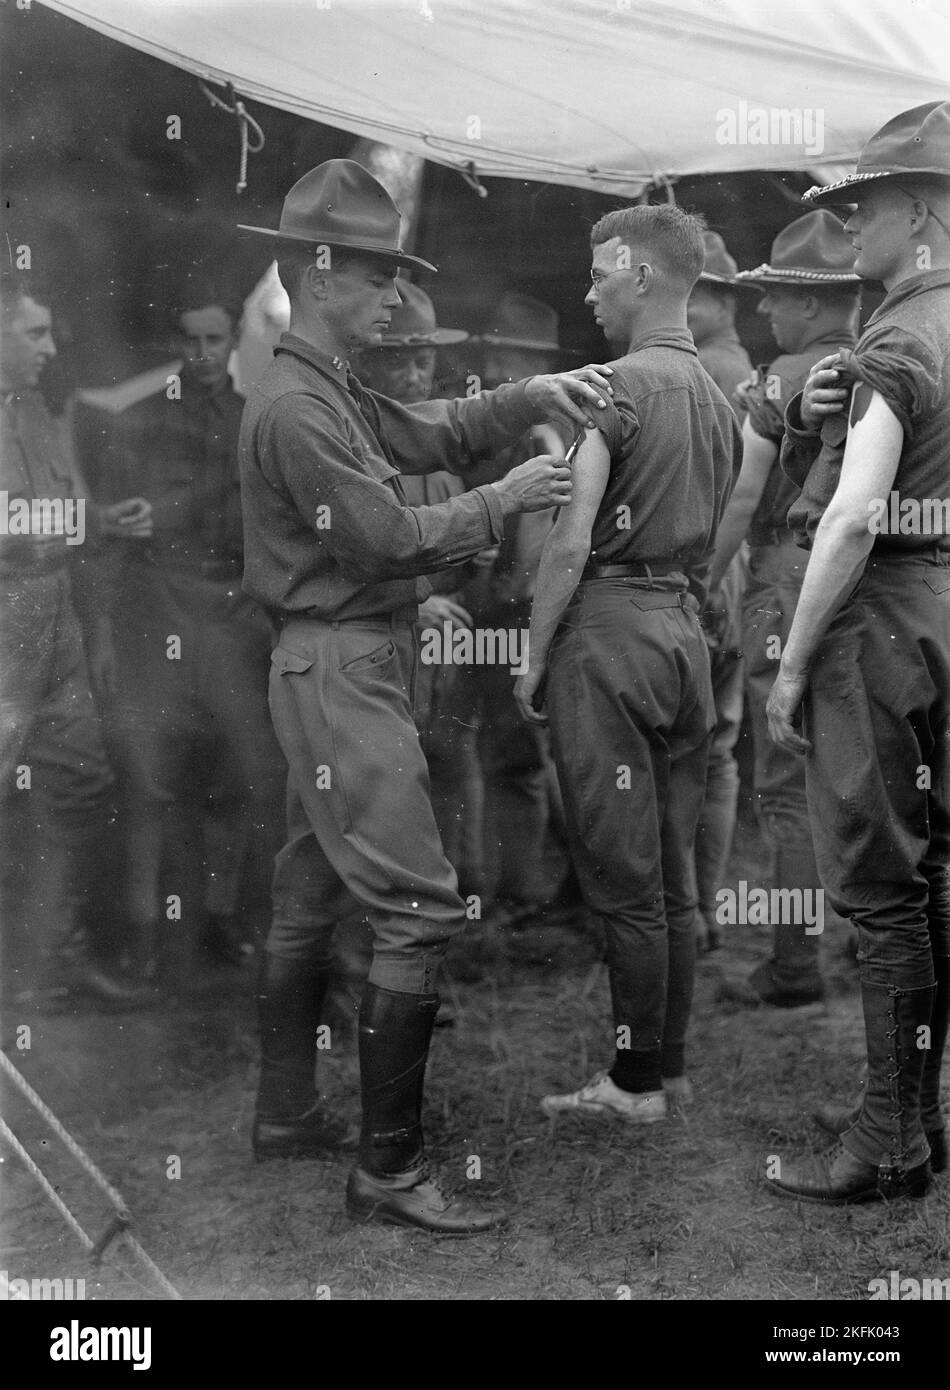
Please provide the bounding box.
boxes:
[710,212,862,1007]
[75,280,286,991]
[464,293,573,924]
[686,231,753,953]
[0,270,149,1014]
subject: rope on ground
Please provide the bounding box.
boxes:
[0,1051,183,1300]
[198,79,265,193]
[0,1047,129,1218]
[0,1116,95,1253]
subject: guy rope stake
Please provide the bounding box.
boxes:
[0,1049,182,1299]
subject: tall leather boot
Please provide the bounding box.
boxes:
[918,956,949,1174]
[346,983,503,1234]
[770,982,934,1203]
[31,822,152,1014]
[747,839,825,1006]
[252,953,345,1160]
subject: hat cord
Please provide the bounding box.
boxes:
[199,79,266,195]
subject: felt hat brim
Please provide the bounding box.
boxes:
[236,225,437,274]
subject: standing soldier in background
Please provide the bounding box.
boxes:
[686,232,754,953]
[464,294,570,921]
[0,270,149,1013]
[78,285,286,985]
[353,280,481,883]
[710,212,861,1007]
[237,160,612,1232]
[767,101,950,1202]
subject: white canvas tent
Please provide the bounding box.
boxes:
[40,0,950,197]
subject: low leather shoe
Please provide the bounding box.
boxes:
[252,1105,349,1161]
[346,1162,504,1235]
[767,1142,932,1204]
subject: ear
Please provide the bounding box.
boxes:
[910,197,931,234]
[303,262,331,302]
[636,263,654,294]
[800,293,821,319]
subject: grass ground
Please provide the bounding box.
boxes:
[2,825,949,1302]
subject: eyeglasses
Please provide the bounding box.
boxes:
[589,267,629,289]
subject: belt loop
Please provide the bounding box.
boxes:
[644,562,654,588]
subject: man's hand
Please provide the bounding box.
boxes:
[800,354,848,431]
[493,455,572,515]
[418,593,472,631]
[524,366,614,429]
[766,665,810,754]
[100,497,153,538]
[514,666,548,726]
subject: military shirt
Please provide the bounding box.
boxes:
[239,333,541,621]
[586,329,743,605]
[745,328,857,543]
[783,270,950,550]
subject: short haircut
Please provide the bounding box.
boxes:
[168,280,245,334]
[590,205,708,293]
[1,268,52,317]
[275,243,364,301]
[896,175,950,217]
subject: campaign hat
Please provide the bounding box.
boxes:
[471,293,560,352]
[377,281,467,346]
[697,230,741,285]
[734,210,860,286]
[238,159,436,273]
[803,100,950,206]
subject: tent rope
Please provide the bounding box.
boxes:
[198,79,265,193]
[0,1051,182,1300]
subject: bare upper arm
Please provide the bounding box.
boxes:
[549,426,611,548]
[823,389,903,527]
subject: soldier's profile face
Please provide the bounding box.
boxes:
[175,305,237,392]
[323,256,403,353]
[843,185,913,285]
[585,236,638,347]
[0,295,56,390]
[755,286,810,354]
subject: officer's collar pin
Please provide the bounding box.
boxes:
[331,354,346,372]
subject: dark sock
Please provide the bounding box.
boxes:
[610,1049,662,1094]
[660,1044,685,1079]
